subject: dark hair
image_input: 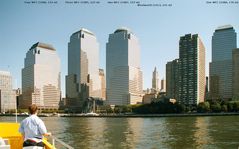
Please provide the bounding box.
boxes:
[28,104,38,114]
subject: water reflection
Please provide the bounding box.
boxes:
[1,116,239,148]
[194,117,213,148]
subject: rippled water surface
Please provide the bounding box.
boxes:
[1,116,239,149]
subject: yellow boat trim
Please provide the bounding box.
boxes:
[0,122,55,149]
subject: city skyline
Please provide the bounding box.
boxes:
[0,0,239,97]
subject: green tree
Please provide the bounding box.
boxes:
[197,102,210,113]
[232,95,239,101]
[233,101,239,112]
[227,102,234,112]
[175,103,186,113]
[211,102,221,112]
[221,104,228,112]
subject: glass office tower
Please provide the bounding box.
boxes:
[209,25,237,100]
[106,28,143,105]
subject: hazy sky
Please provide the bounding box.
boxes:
[0,0,238,97]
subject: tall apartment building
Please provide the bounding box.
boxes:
[0,71,16,112]
[166,59,179,99]
[66,28,103,110]
[21,42,61,109]
[233,48,239,98]
[152,67,160,91]
[209,25,237,100]
[178,34,205,106]
[106,28,143,105]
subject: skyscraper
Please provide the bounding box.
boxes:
[232,48,239,98]
[166,59,179,99]
[160,79,166,92]
[178,34,205,106]
[99,69,106,100]
[152,67,160,91]
[0,71,16,112]
[106,28,143,105]
[209,25,237,100]
[21,42,61,109]
[66,28,102,110]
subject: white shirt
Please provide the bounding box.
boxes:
[19,114,47,142]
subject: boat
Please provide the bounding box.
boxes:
[85,112,99,116]
[0,122,73,149]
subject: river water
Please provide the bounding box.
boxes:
[1,116,239,149]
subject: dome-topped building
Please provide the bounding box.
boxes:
[114,27,132,34]
[106,28,143,105]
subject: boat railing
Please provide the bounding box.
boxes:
[49,135,74,149]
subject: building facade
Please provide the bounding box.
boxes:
[233,48,239,98]
[209,25,237,100]
[160,79,166,92]
[0,71,16,112]
[21,42,61,109]
[178,34,205,106]
[152,67,160,92]
[66,28,103,110]
[99,69,106,100]
[106,28,143,105]
[166,59,179,100]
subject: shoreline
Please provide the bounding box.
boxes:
[60,112,239,117]
[1,112,239,118]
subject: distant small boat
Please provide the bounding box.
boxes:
[85,112,99,116]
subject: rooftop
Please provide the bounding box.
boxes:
[72,28,95,36]
[29,42,55,51]
[215,25,234,31]
[0,71,11,76]
[114,27,132,34]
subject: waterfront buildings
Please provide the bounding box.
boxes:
[166,59,179,100]
[143,93,157,104]
[167,34,205,106]
[99,69,106,100]
[66,28,103,110]
[0,71,16,112]
[21,42,61,109]
[232,48,239,98]
[178,34,205,106]
[152,67,160,92]
[160,79,166,92]
[209,25,237,100]
[106,28,143,105]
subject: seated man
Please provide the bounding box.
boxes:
[19,104,51,149]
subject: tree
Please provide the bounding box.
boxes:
[232,95,239,101]
[176,103,186,113]
[233,101,239,112]
[211,102,221,112]
[197,102,210,113]
[221,104,228,112]
[227,102,234,112]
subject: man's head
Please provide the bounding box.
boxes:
[28,104,38,115]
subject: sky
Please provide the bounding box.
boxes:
[0,0,239,97]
